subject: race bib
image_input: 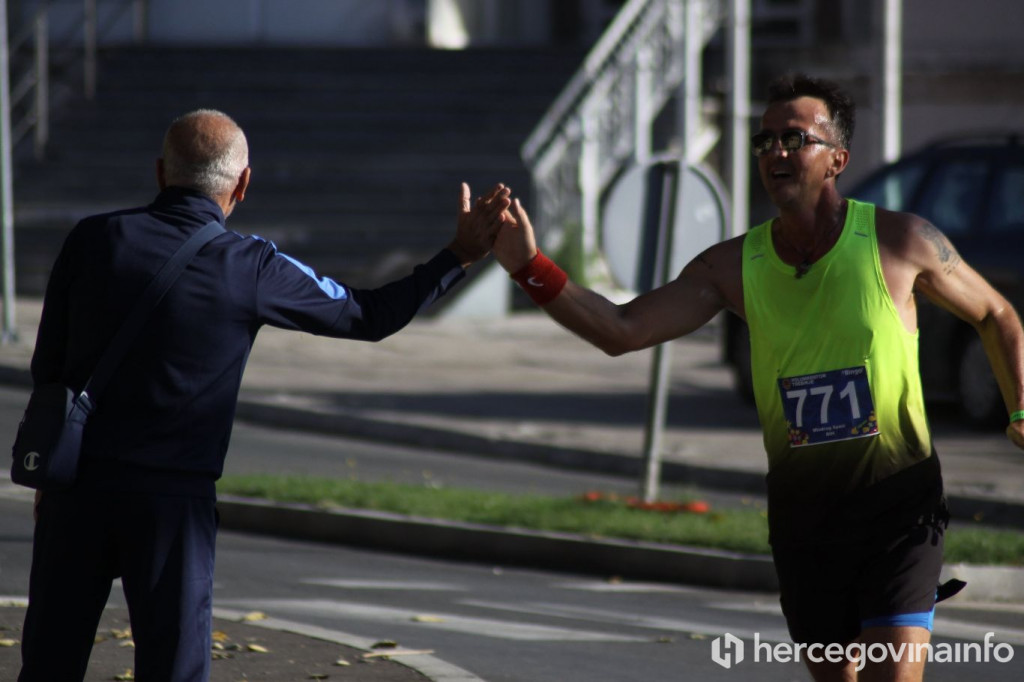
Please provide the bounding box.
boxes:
[778,366,879,448]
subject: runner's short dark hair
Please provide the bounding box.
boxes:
[767,74,856,149]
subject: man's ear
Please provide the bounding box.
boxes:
[826,149,850,179]
[156,159,166,189]
[232,167,251,203]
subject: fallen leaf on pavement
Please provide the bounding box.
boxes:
[411,615,444,623]
[363,649,435,659]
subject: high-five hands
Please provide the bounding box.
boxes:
[448,183,513,268]
[447,184,554,283]
[492,197,539,274]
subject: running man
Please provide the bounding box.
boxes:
[491,74,1024,680]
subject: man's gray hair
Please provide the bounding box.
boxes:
[161,109,249,198]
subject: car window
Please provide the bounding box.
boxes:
[990,162,1024,233]
[850,161,925,211]
[915,159,989,236]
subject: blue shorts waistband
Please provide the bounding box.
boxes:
[861,609,935,631]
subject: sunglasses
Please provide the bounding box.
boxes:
[751,129,836,157]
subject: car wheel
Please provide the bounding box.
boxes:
[956,335,1003,428]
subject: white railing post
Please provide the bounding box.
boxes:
[881,0,902,163]
[634,44,653,166]
[33,11,48,160]
[727,0,750,237]
[578,103,601,264]
[683,0,703,162]
[0,0,17,343]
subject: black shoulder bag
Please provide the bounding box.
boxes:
[10,221,225,490]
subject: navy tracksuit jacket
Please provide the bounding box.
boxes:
[30,186,465,494]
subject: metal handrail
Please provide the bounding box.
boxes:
[519,0,723,281]
[7,0,145,158]
[521,0,657,167]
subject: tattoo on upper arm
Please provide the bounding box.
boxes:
[919,221,962,275]
[695,254,713,269]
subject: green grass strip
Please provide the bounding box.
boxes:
[217,475,1024,566]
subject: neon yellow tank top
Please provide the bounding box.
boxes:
[742,199,932,498]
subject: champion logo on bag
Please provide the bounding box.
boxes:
[23,452,40,471]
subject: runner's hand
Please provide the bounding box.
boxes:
[492,197,539,273]
[447,183,512,268]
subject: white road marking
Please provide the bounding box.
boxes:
[706,599,785,616]
[460,599,793,642]
[303,579,464,591]
[217,598,648,642]
[933,617,1024,645]
[213,607,486,682]
[552,580,706,594]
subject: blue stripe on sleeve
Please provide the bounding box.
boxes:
[278,253,348,301]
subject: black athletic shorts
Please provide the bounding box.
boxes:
[771,509,947,646]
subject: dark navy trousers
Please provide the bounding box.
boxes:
[19,485,217,682]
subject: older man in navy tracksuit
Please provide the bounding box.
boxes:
[19,109,511,681]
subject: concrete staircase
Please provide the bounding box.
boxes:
[12,45,583,295]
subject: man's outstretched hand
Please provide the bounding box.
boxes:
[492,197,539,274]
[447,182,513,268]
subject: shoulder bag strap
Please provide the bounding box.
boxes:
[80,220,226,407]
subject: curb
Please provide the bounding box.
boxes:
[216,496,781,592]
[216,498,1024,604]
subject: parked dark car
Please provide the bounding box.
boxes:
[723,134,1024,427]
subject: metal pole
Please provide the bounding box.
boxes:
[0,0,18,343]
[683,0,702,163]
[640,162,680,503]
[727,0,750,238]
[33,11,48,160]
[881,0,902,163]
[133,0,149,44]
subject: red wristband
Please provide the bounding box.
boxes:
[510,251,568,306]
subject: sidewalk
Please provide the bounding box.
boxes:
[0,600,454,682]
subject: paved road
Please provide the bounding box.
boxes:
[2,494,1021,682]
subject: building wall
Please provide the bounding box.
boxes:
[27,0,576,47]
[14,0,1022,214]
[902,0,1024,68]
[143,0,425,46]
